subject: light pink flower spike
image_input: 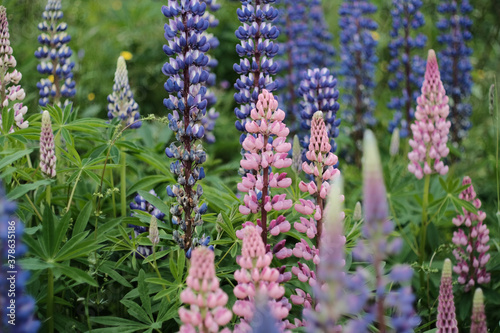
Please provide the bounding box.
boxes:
[179,247,232,332]
[40,111,57,178]
[408,50,451,179]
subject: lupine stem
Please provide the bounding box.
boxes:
[47,268,54,333]
[66,168,82,212]
[46,184,51,207]
[120,148,127,218]
[109,169,117,217]
[419,172,431,287]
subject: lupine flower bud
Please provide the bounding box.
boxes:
[452,177,490,291]
[179,247,232,333]
[40,111,57,178]
[408,50,451,180]
[387,0,426,137]
[292,135,302,174]
[390,127,400,156]
[470,288,487,333]
[437,259,458,333]
[107,56,141,129]
[148,216,159,246]
[1,182,41,332]
[437,0,473,143]
[0,6,28,133]
[353,201,362,221]
[35,0,76,107]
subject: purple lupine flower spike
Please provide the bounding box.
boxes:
[35,0,76,107]
[436,259,458,333]
[452,177,490,291]
[1,182,41,332]
[470,288,487,333]
[40,110,57,178]
[408,49,451,179]
[0,6,28,133]
[107,56,141,129]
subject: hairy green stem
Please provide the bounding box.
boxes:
[66,169,82,212]
[120,149,127,218]
[47,268,54,333]
[419,173,431,289]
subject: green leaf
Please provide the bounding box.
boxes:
[144,278,175,287]
[0,149,34,170]
[19,257,54,270]
[90,316,150,330]
[138,270,152,321]
[73,201,93,237]
[121,299,152,324]
[2,106,15,134]
[55,233,102,262]
[99,263,133,288]
[137,190,169,218]
[7,179,53,200]
[127,175,168,196]
[53,212,72,257]
[53,263,98,286]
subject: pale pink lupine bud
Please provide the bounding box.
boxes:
[470,288,487,333]
[40,111,56,178]
[353,201,362,221]
[148,216,159,246]
[437,259,458,333]
[390,128,400,156]
[408,50,451,179]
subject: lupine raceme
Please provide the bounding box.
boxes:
[437,0,473,143]
[162,0,211,254]
[107,56,141,129]
[40,110,56,178]
[387,0,427,137]
[470,288,487,333]
[452,177,490,291]
[35,0,76,107]
[237,90,293,247]
[436,259,458,333]
[408,49,451,180]
[308,0,336,70]
[0,6,28,133]
[234,0,279,143]
[178,247,232,332]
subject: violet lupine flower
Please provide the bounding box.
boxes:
[387,0,427,138]
[436,259,458,333]
[308,0,336,70]
[1,182,41,333]
[178,247,232,333]
[0,6,28,133]
[437,0,473,143]
[452,177,490,291]
[233,225,289,332]
[408,49,451,180]
[345,130,418,332]
[338,0,378,157]
[250,299,281,333]
[233,0,280,143]
[129,190,166,258]
[35,0,76,107]
[470,288,487,333]
[237,90,293,247]
[40,110,57,178]
[107,56,141,129]
[162,1,211,254]
[299,68,341,158]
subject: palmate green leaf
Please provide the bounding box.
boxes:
[54,232,102,262]
[138,269,153,322]
[157,297,178,323]
[121,299,152,324]
[0,149,34,170]
[137,190,170,218]
[127,175,170,196]
[53,263,98,286]
[450,196,478,215]
[1,105,15,134]
[97,262,133,288]
[153,286,180,301]
[19,257,54,270]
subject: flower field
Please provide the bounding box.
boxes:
[1,0,499,332]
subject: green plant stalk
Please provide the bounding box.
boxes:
[120,148,127,218]
[109,168,117,218]
[495,78,499,214]
[46,184,51,207]
[418,172,431,289]
[47,268,54,333]
[65,169,83,212]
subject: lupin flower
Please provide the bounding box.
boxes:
[0,6,28,133]
[387,0,427,137]
[408,50,451,180]
[35,0,76,107]
[162,0,211,254]
[237,90,293,246]
[470,288,487,333]
[40,110,57,178]
[390,127,400,156]
[251,299,281,333]
[436,259,458,333]
[129,190,166,258]
[338,0,378,157]
[1,182,41,332]
[437,0,473,143]
[452,177,490,291]
[107,56,141,129]
[299,68,341,157]
[233,0,280,143]
[308,0,336,70]
[178,247,232,333]
[233,225,289,332]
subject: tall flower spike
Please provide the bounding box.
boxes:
[436,259,458,333]
[179,247,232,333]
[40,110,57,178]
[408,49,451,180]
[339,0,378,160]
[162,0,211,254]
[0,6,28,133]
[437,0,473,143]
[308,0,336,70]
[470,288,487,333]
[35,0,76,107]
[1,182,41,332]
[233,225,289,332]
[107,56,141,129]
[233,0,280,143]
[387,0,427,137]
[452,177,490,291]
